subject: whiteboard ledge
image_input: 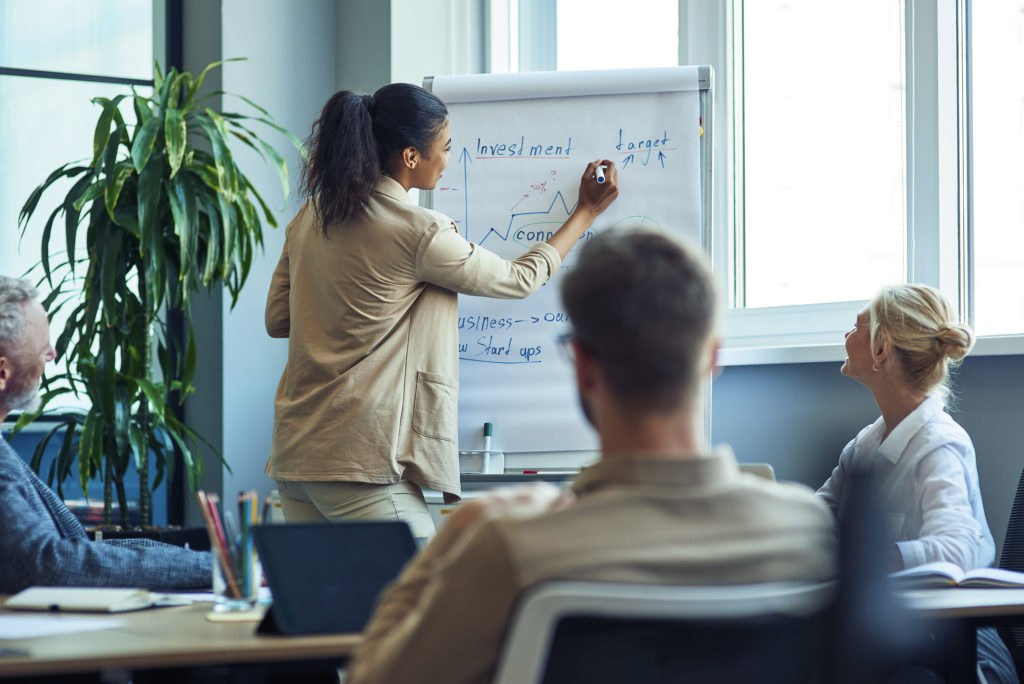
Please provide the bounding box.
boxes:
[429,66,707,103]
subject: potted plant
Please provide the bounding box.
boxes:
[15,60,301,528]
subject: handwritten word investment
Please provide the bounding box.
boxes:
[476,136,574,159]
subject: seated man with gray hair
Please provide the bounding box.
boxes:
[0,276,210,593]
[346,229,837,684]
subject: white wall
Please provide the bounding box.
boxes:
[390,0,485,84]
[218,0,338,501]
[183,0,338,523]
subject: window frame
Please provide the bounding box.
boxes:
[690,0,1024,364]
[485,0,1024,362]
[1,0,166,429]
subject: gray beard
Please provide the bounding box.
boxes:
[5,382,41,413]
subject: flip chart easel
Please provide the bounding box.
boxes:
[425,66,713,454]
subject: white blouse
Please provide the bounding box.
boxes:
[817,394,995,570]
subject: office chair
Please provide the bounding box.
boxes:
[493,581,835,684]
[998,465,1024,677]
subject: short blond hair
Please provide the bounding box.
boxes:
[869,284,973,400]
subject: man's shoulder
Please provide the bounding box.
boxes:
[730,472,835,526]
[0,438,29,484]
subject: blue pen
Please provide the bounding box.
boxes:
[595,165,607,184]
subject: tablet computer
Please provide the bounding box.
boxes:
[254,521,416,635]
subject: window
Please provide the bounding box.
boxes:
[490,0,678,73]
[0,0,154,410]
[735,0,907,310]
[556,0,678,71]
[970,0,1024,336]
[496,1,1024,354]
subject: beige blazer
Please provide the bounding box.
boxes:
[265,177,561,498]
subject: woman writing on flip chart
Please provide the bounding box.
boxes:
[264,83,618,538]
[817,284,1017,682]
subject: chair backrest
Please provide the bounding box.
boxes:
[493,581,835,684]
[999,466,1024,676]
[739,462,776,481]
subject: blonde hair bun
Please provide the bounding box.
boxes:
[934,323,974,362]
[869,284,974,398]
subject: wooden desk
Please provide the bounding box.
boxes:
[0,601,361,679]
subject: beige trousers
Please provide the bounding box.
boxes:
[276,480,436,540]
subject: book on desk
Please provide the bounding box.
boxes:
[3,587,191,613]
[891,562,1024,589]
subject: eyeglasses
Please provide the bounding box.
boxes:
[557,332,598,364]
[556,332,575,364]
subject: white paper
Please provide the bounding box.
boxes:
[0,616,123,640]
[430,76,703,453]
[432,66,703,103]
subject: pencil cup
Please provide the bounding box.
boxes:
[212,545,259,612]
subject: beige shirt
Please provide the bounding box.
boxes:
[347,448,838,684]
[265,177,561,497]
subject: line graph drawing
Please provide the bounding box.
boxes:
[478,190,576,248]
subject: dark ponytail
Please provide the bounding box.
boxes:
[301,83,448,236]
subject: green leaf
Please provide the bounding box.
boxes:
[102,117,124,180]
[166,72,186,110]
[188,61,225,102]
[103,163,135,219]
[164,107,187,178]
[202,208,221,284]
[78,412,100,496]
[223,91,270,117]
[136,377,168,417]
[73,181,104,213]
[20,164,88,232]
[39,205,63,286]
[90,95,127,164]
[257,138,290,200]
[199,109,236,196]
[136,153,162,252]
[183,319,197,389]
[167,176,198,274]
[98,226,123,327]
[54,420,80,493]
[243,175,278,227]
[133,93,152,126]
[63,173,92,272]
[131,117,162,173]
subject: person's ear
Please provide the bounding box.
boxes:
[0,355,9,392]
[401,146,419,170]
[707,337,722,378]
[573,341,598,393]
[873,335,892,368]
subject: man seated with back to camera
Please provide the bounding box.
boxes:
[346,228,837,684]
[0,276,211,593]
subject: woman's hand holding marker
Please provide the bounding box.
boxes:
[544,159,619,259]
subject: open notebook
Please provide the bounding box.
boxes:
[890,562,1024,589]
